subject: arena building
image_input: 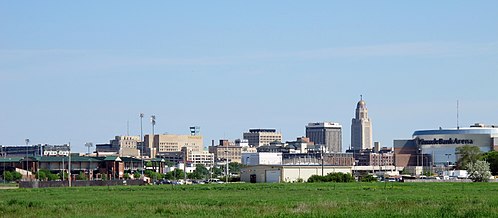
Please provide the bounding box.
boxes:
[394,123,498,167]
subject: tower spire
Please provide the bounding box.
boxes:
[360,94,363,101]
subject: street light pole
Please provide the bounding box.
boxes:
[151,115,156,159]
[151,115,156,136]
[321,146,324,177]
[140,113,144,178]
[25,139,29,181]
[68,142,72,187]
[225,150,229,183]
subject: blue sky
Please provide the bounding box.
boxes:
[1,1,497,152]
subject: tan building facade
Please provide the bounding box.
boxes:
[113,136,140,157]
[208,140,242,163]
[145,134,203,158]
[351,97,373,151]
[243,129,282,147]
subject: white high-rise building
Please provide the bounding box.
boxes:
[351,96,372,150]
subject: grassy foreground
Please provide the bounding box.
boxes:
[1,182,498,217]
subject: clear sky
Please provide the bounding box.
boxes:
[1,1,497,152]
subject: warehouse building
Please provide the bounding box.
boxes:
[240,165,352,183]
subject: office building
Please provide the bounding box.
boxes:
[96,136,140,157]
[243,129,282,147]
[351,97,373,151]
[208,139,242,163]
[306,122,342,153]
[146,134,203,158]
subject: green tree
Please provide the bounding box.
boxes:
[481,151,498,175]
[229,162,242,175]
[36,170,47,181]
[467,160,492,182]
[164,160,175,167]
[38,169,60,181]
[194,164,209,178]
[456,145,482,170]
[76,172,88,180]
[59,171,68,180]
[47,173,59,181]
[133,172,141,179]
[212,166,223,177]
[164,168,185,180]
[12,171,22,181]
[3,171,13,181]
[123,173,130,179]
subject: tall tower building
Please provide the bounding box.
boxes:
[306,122,342,153]
[351,96,372,151]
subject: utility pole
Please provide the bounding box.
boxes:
[321,146,324,176]
[68,142,71,187]
[151,115,156,159]
[25,139,29,181]
[140,113,144,178]
[225,150,229,183]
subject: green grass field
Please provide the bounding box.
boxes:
[1,182,497,217]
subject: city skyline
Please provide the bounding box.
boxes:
[1,2,498,152]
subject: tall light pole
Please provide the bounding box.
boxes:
[85,143,93,155]
[140,113,144,178]
[68,142,72,187]
[151,115,156,159]
[151,115,156,136]
[25,139,29,180]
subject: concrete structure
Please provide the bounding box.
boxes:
[353,149,394,166]
[306,122,342,153]
[351,97,373,151]
[393,139,420,168]
[157,149,214,168]
[208,140,242,163]
[148,134,203,158]
[96,136,141,157]
[240,165,353,183]
[236,139,257,153]
[242,152,283,166]
[243,129,282,147]
[286,137,313,154]
[394,123,498,168]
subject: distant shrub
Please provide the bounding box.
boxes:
[308,173,354,183]
[76,172,88,180]
[360,175,377,182]
[133,172,141,179]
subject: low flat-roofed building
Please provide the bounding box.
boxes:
[241,165,352,183]
[242,152,283,166]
